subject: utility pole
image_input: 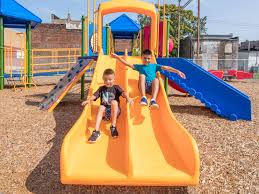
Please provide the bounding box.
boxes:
[197,0,200,59]
[177,0,181,57]
[177,0,193,58]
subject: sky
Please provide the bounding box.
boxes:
[16,0,259,42]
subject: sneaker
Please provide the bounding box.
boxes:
[149,99,159,109]
[140,96,148,106]
[88,130,101,143]
[110,126,119,138]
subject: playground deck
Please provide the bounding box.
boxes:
[0,78,258,193]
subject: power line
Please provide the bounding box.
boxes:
[207,19,259,27]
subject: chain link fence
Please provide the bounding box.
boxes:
[192,58,259,73]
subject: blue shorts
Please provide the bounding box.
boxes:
[145,81,153,95]
[103,105,121,121]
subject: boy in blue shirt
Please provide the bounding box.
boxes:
[111,49,186,108]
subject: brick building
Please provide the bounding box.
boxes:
[32,23,81,49]
[31,23,82,72]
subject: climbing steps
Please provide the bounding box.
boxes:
[39,58,95,112]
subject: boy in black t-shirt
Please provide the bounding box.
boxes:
[82,68,133,143]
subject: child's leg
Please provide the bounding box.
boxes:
[110,100,119,127]
[138,74,146,97]
[151,78,159,100]
[95,105,106,130]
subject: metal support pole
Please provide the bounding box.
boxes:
[166,20,170,57]
[157,0,160,56]
[81,16,86,100]
[0,16,4,90]
[140,28,143,53]
[88,0,90,23]
[197,0,200,59]
[93,0,96,42]
[164,19,169,95]
[132,33,137,54]
[177,0,181,58]
[163,0,166,19]
[106,24,110,55]
[26,23,32,87]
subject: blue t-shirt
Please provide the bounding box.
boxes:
[133,63,163,83]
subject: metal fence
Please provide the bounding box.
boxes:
[193,58,259,72]
[4,46,26,77]
[3,47,82,89]
[32,48,81,75]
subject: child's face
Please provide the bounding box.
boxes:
[142,54,152,65]
[103,74,115,87]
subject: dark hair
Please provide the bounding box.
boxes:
[103,68,115,76]
[142,49,152,56]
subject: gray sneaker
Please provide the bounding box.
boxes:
[88,130,101,143]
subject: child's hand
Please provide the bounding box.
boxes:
[127,98,134,105]
[81,100,90,106]
[178,71,186,79]
[111,53,119,58]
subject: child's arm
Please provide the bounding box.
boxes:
[111,53,134,69]
[161,66,186,79]
[81,95,97,106]
[122,92,134,105]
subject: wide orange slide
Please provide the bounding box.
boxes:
[60,54,200,186]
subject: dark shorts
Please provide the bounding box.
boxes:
[145,81,153,95]
[103,105,121,121]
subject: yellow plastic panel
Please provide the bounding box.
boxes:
[98,0,157,52]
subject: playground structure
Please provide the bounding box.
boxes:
[0,0,252,187]
[36,0,253,186]
[3,29,86,89]
[3,29,27,89]
[0,0,42,90]
[0,0,105,90]
[0,0,172,91]
[54,0,200,186]
[109,14,141,56]
[1,0,255,91]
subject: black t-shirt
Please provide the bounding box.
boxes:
[93,85,124,106]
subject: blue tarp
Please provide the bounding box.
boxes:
[109,14,140,39]
[0,0,42,28]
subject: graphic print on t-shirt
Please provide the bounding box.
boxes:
[102,92,115,105]
[93,85,124,106]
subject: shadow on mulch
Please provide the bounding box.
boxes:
[24,93,189,194]
[168,94,192,98]
[25,93,49,98]
[25,94,83,107]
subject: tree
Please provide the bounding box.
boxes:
[137,4,207,50]
[137,14,151,28]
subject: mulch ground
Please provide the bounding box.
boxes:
[0,77,258,194]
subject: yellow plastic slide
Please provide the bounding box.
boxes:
[60,54,200,186]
